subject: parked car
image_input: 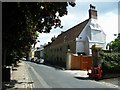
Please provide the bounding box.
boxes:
[36,58,44,64]
[26,57,31,61]
[31,58,34,62]
[31,57,38,62]
[21,57,26,61]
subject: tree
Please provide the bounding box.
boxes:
[107,33,120,52]
[51,36,56,42]
[2,2,76,66]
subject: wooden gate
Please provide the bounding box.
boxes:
[71,54,93,70]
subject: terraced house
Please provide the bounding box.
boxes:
[44,5,106,68]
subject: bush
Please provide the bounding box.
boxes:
[101,52,120,74]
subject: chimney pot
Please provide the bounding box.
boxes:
[89,4,97,19]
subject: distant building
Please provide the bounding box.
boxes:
[35,46,44,59]
[44,5,106,68]
[29,47,37,61]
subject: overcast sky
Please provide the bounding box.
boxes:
[35,1,119,47]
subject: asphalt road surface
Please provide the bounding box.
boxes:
[25,61,119,89]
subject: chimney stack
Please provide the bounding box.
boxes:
[89,4,97,19]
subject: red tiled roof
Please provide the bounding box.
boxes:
[50,19,89,47]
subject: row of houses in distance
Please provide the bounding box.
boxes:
[32,5,106,69]
[29,45,44,61]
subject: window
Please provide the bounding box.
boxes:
[80,37,82,39]
[60,57,62,61]
[57,48,59,52]
[50,49,52,52]
[67,45,70,49]
[54,49,56,52]
[57,57,59,61]
[60,47,62,51]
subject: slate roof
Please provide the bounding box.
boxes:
[50,19,89,47]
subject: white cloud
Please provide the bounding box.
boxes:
[60,14,81,30]
[98,12,118,43]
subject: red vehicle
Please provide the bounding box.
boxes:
[87,66,102,79]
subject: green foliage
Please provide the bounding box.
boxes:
[2,2,76,65]
[107,33,120,52]
[17,2,75,33]
[101,52,120,74]
[104,33,120,73]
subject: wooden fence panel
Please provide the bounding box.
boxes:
[71,55,80,69]
[80,56,93,70]
[71,55,93,70]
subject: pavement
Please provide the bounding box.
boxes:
[2,60,34,90]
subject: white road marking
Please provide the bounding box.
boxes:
[25,62,35,89]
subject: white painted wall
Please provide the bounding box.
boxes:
[76,41,85,53]
[76,18,106,55]
[76,21,88,54]
[89,18,106,50]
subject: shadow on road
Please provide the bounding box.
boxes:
[74,77,90,80]
[101,74,120,79]
[43,63,65,70]
[2,80,17,89]
[2,79,34,89]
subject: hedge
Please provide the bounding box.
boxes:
[100,52,120,74]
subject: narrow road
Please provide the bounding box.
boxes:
[25,61,119,89]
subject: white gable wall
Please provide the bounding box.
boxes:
[89,19,106,52]
[76,21,89,54]
[89,19,106,43]
[76,18,106,55]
